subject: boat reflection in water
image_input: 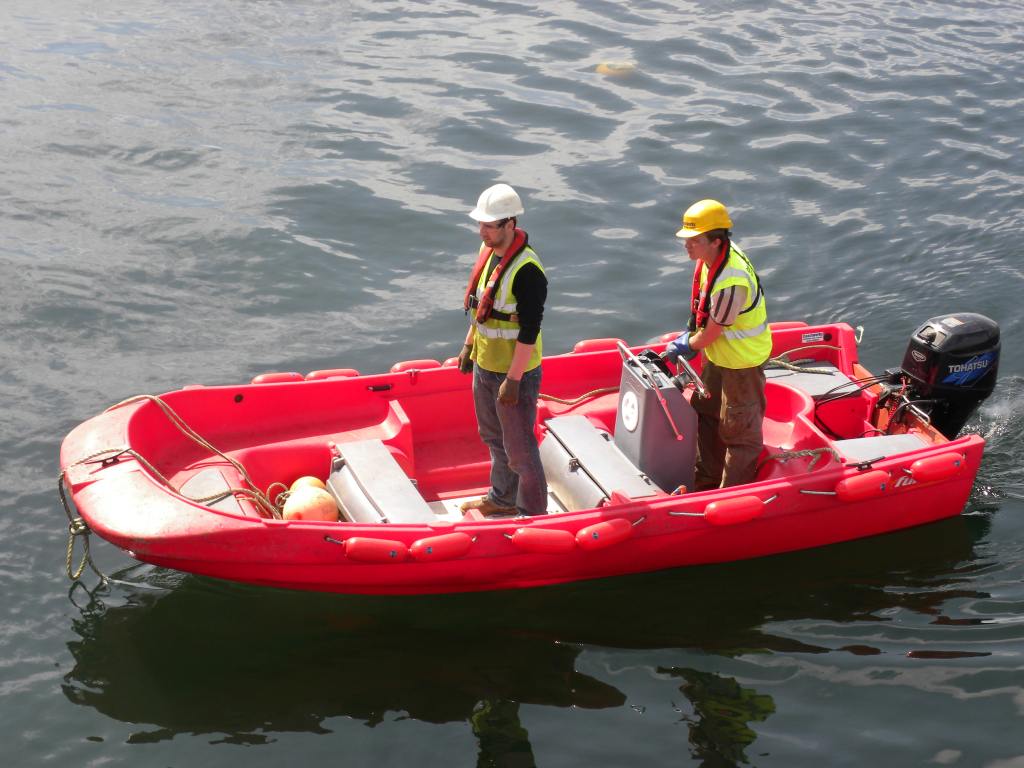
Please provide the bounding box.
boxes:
[64,578,626,754]
[62,514,983,763]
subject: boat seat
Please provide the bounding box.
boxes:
[833,432,929,462]
[540,415,659,512]
[765,361,859,399]
[326,439,436,525]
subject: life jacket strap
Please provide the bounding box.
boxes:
[466,295,519,323]
[462,229,529,323]
[690,242,765,327]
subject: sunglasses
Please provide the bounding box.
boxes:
[480,218,511,229]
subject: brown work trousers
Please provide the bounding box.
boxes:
[692,360,766,490]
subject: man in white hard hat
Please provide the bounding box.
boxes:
[457,183,549,516]
[666,199,771,489]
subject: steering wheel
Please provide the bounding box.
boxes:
[668,353,709,399]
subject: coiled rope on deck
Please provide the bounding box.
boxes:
[765,344,844,375]
[756,446,843,475]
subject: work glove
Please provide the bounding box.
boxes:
[457,343,474,374]
[666,331,698,362]
[498,376,520,405]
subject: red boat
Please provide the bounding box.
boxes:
[58,315,999,595]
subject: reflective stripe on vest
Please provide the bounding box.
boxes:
[722,322,769,341]
[473,247,544,373]
[475,326,522,340]
[701,244,771,369]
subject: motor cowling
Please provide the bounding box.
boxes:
[899,312,1000,439]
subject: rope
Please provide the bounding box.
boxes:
[765,345,844,376]
[65,517,96,581]
[539,386,619,407]
[266,481,291,509]
[757,446,842,475]
[58,446,179,583]
[104,394,280,518]
[58,461,110,585]
[773,343,843,358]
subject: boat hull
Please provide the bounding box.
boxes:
[59,322,986,595]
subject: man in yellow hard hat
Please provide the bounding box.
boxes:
[666,199,771,489]
[456,183,549,516]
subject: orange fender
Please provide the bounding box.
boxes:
[410,532,473,562]
[836,469,890,502]
[575,518,633,551]
[512,527,576,554]
[251,372,303,384]
[305,368,359,381]
[572,338,626,354]
[344,537,408,563]
[390,359,441,373]
[910,453,965,483]
[704,495,763,526]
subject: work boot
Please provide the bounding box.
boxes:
[459,496,517,516]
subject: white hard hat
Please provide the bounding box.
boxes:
[469,183,524,222]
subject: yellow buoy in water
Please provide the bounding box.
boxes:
[290,475,327,492]
[283,486,339,522]
[595,61,637,77]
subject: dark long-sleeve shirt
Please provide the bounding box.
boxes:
[511,261,546,345]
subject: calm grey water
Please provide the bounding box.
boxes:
[3,1,1023,765]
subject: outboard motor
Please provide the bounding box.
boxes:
[898,312,1000,439]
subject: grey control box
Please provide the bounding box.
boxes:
[613,354,698,493]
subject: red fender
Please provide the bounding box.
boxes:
[410,532,473,562]
[575,518,633,551]
[909,453,965,483]
[390,359,441,373]
[512,527,576,554]
[704,495,763,526]
[344,537,408,563]
[836,469,890,502]
[251,372,303,384]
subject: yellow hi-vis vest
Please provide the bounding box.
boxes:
[700,244,771,369]
[472,245,544,374]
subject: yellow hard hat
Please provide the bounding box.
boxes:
[675,199,732,238]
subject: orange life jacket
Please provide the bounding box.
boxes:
[463,228,529,323]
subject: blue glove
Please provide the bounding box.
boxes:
[666,331,698,362]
